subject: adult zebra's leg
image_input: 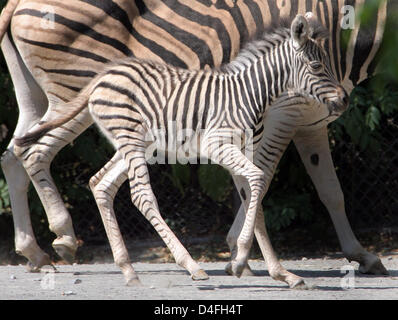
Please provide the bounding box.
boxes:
[293,127,388,275]
[14,108,94,264]
[89,152,141,286]
[1,33,51,270]
[124,148,208,281]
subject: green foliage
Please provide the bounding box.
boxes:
[198,164,232,203]
[69,130,114,169]
[365,106,381,132]
[0,1,7,10]
[164,163,233,203]
[263,193,313,232]
[259,141,316,232]
[340,28,352,54]
[330,1,398,155]
[359,0,387,25]
[0,178,10,214]
[164,163,191,196]
[367,0,398,84]
[330,84,398,153]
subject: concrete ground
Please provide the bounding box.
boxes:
[1,255,397,300]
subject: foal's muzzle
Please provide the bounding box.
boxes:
[326,86,350,114]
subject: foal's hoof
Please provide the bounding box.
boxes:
[231,261,247,278]
[289,277,307,289]
[270,268,307,289]
[225,262,255,276]
[192,269,209,281]
[53,244,76,264]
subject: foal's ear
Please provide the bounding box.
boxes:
[291,14,309,50]
[305,12,329,41]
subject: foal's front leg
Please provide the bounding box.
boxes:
[227,177,305,288]
[206,139,266,277]
[225,93,310,287]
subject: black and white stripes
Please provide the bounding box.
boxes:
[15,14,348,280]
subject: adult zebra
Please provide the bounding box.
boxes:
[0,0,390,285]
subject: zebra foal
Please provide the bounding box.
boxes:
[1,0,389,280]
[15,14,348,285]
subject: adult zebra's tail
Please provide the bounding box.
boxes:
[14,84,94,148]
[0,0,19,42]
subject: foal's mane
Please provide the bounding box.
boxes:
[219,16,329,73]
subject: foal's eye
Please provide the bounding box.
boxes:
[309,62,324,73]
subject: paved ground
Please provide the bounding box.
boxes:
[1,255,398,301]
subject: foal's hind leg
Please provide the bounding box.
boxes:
[124,149,208,281]
[89,152,141,286]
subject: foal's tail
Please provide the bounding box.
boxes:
[14,85,93,147]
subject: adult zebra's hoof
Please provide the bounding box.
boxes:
[359,255,388,275]
[224,262,255,277]
[192,269,209,281]
[126,277,143,287]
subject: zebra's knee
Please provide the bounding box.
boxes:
[16,144,52,177]
[90,178,118,214]
[12,141,29,159]
[1,148,19,172]
[1,148,30,192]
[89,174,100,192]
[248,169,266,192]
